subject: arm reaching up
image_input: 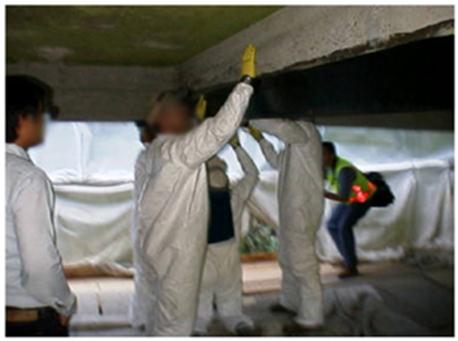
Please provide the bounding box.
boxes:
[250,119,310,169]
[259,137,281,169]
[156,83,253,168]
[247,123,280,169]
[232,145,259,202]
[241,44,256,78]
[251,119,308,145]
[195,95,207,123]
[148,44,258,169]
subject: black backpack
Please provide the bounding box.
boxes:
[365,172,395,207]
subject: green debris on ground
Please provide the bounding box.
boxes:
[240,217,278,255]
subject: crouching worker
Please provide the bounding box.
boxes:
[6,76,77,336]
[194,135,259,336]
[136,45,256,336]
[322,141,377,278]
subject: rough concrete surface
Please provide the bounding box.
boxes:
[182,6,454,90]
[6,6,454,120]
[7,6,280,66]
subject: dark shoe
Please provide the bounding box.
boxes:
[269,303,295,315]
[283,322,323,336]
[338,267,359,279]
[234,322,259,336]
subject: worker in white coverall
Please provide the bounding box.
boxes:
[129,121,155,329]
[194,135,259,336]
[249,119,324,335]
[136,45,256,336]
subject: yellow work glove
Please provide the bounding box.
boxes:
[229,135,240,148]
[241,44,256,78]
[248,124,263,141]
[195,95,207,122]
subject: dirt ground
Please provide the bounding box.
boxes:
[69,260,453,336]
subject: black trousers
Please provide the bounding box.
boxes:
[6,307,69,337]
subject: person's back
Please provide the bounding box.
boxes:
[279,122,323,218]
[286,122,324,226]
[250,119,324,334]
[252,119,323,228]
[6,148,51,302]
[138,132,214,260]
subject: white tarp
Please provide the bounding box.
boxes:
[30,122,142,269]
[241,124,454,262]
[29,121,454,268]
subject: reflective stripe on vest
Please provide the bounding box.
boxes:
[326,157,377,204]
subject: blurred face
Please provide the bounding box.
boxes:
[156,103,193,135]
[322,147,335,169]
[16,104,46,148]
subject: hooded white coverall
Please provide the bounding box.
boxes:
[137,83,253,336]
[253,119,324,327]
[195,146,259,334]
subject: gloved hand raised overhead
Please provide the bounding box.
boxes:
[195,95,207,122]
[241,44,256,78]
[229,134,240,148]
[248,124,263,141]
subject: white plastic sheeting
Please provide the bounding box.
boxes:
[244,125,454,262]
[29,121,453,267]
[30,122,143,185]
[29,122,142,268]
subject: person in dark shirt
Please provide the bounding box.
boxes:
[195,136,259,336]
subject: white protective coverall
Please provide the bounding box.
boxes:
[137,83,253,336]
[195,146,259,334]
[129,146,149,328]
[252,119,324,327]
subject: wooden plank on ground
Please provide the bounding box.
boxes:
[242,261,282,294]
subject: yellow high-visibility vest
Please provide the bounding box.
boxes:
[326,157,377,204]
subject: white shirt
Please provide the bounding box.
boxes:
[6,143,77,315]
